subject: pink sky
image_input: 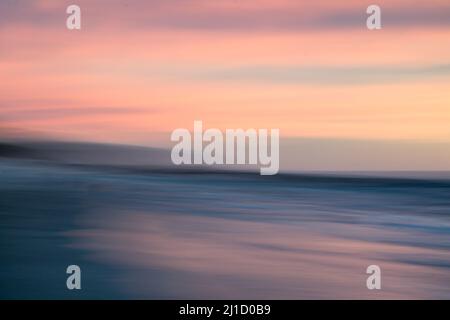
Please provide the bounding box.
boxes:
[1,0,449,148]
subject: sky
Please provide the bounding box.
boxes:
[1,0,450,169]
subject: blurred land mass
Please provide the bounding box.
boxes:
[0,140,171,167]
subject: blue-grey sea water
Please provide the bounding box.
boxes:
[1,160,450,299]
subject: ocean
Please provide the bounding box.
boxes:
[1,160,450,299]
